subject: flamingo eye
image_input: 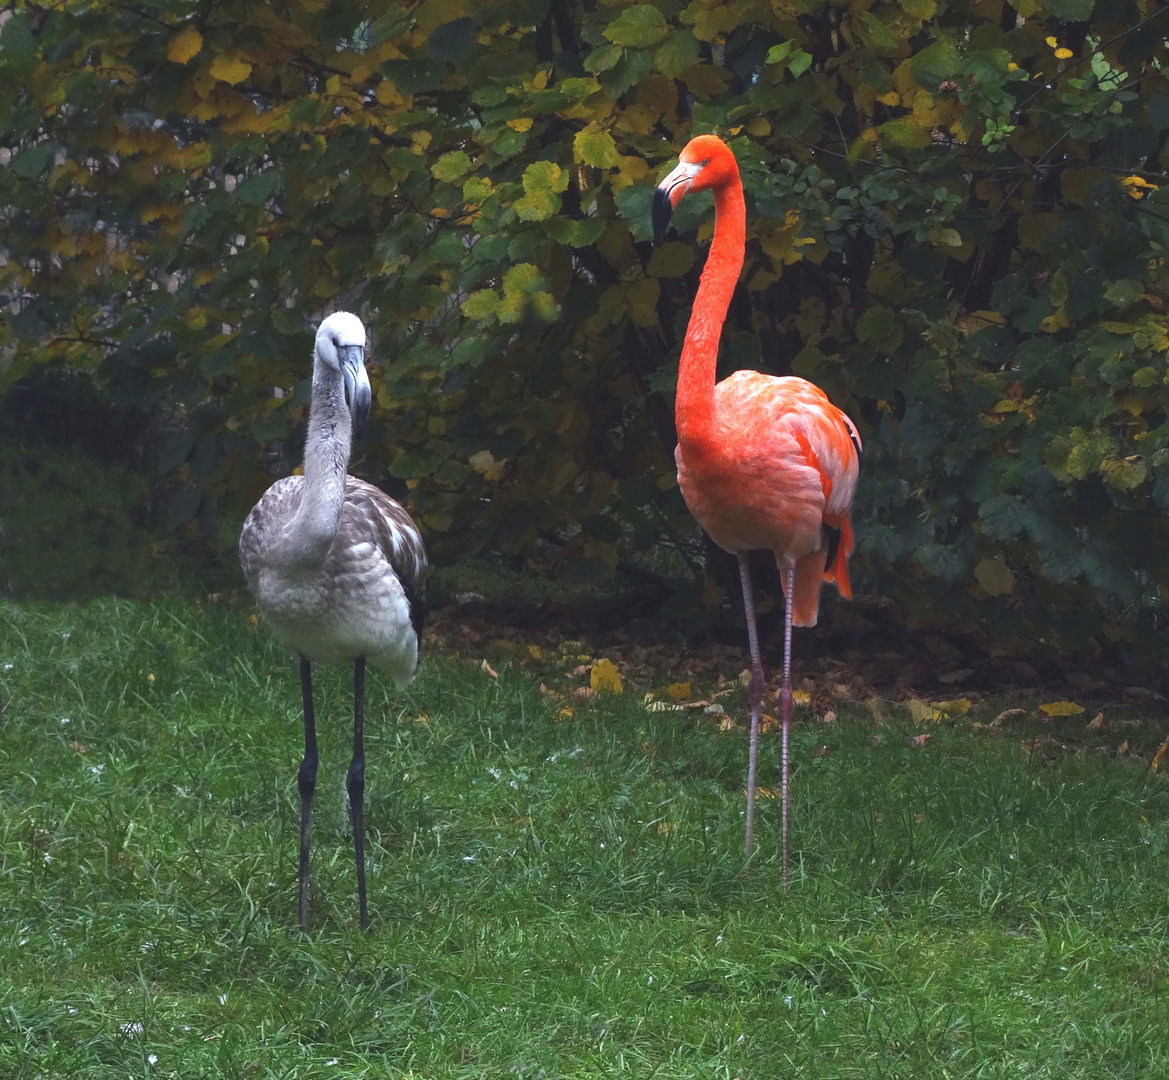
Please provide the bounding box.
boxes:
[700,158,711,166]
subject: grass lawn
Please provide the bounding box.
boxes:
[2,596,1168,1078]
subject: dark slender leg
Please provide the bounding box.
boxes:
[779,566,794,892]
[297,657,318,930]
[739,554,766,863]
[348,656,369,931]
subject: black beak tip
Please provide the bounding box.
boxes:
[351,391,371,440]
[652,186,673,245]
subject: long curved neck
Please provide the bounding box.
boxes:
[288,358,351,566]
[675,179,745,458]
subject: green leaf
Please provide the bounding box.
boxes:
[603,5,670,48]
[1101,455,1147,491]
[522,160,569,194]
[765,41,793,65]
[912,40,960,91]
[879,118,931,149]
[503,263,544,296]
[653,30,699,78]
[11,143,56,179]
[614,185,654,242]
[1103,279,1142,308]
[788,50,813,77]
[543,217,606,247]
[584,43,622,73]
[574,128,621,169]
[432,151,473,182]
[858,11,900,51]
[462,289,501,320]
[513,189,561,222]
[1043,0,1094,19]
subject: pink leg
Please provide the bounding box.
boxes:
[738,554,765,862]
[779,565,794,892]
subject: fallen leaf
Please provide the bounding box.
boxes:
[1087,711,1105,731]
[568,664,592,678]
[935,697,972,717]
[1039,700,1085,717]
[718,715,738,733]
[572,686,596,701]
[906,698,939,723]
[938,668,974,684]
[909,733,931,748]
[667,681,690,700]
[1151,739,1169,772]
[793,689,811,706]
[758,713,778,734]
[753,787,778,800]
[739,669,752,687]
[591,659,623,694]
[1117,740,1131,756]
[527,644,543,660]
[822,709,837,724]
[481,659,498,678]
[555,707,573,720]
[992,707,1027,728]
[68,742,87,753]
[656,821,676,837]
[538,683,560,699]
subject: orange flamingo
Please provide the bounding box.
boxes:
[653,135,861,886]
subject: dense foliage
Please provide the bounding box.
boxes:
[4,0,1169,658]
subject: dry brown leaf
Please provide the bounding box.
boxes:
[1087,711,1105,731]
[68,742,87,753]
[992,707,1027,728]
[480,659,498,678]
[822,709,837,724]
[758,713,778,734]
[1117,740,1131,757]
[572,686,595,701]
[909,733,931,748]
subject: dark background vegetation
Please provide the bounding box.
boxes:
[5,0,1169,675]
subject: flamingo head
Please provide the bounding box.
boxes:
[315,311,371,439]
[652,135,739,244]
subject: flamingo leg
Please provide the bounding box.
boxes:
[297,656,318,930]
[738,554,766,863]
[348,656,369,931]
[779,565,794,892]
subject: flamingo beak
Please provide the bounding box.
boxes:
[341,346,371,439]
[652,160,701,244]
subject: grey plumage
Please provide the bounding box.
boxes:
[239,312,426,684]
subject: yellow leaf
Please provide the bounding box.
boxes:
[469,449,504,481]
[1054,47,1073,59]
[974,557,1015,596]
[591,658,624,694]
[906,698,940,723]
[375,80,405,107]
[167,25,203,65]
[667,681,690,700]
[1152,739,1169,772]
[1039,700,1085,717]
[1040,306,1069,333]
[1045,36,1058,47]
[209,54,253,85]
[793,689,811,706]
[934,697,972,717]
[507,117,533,132]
